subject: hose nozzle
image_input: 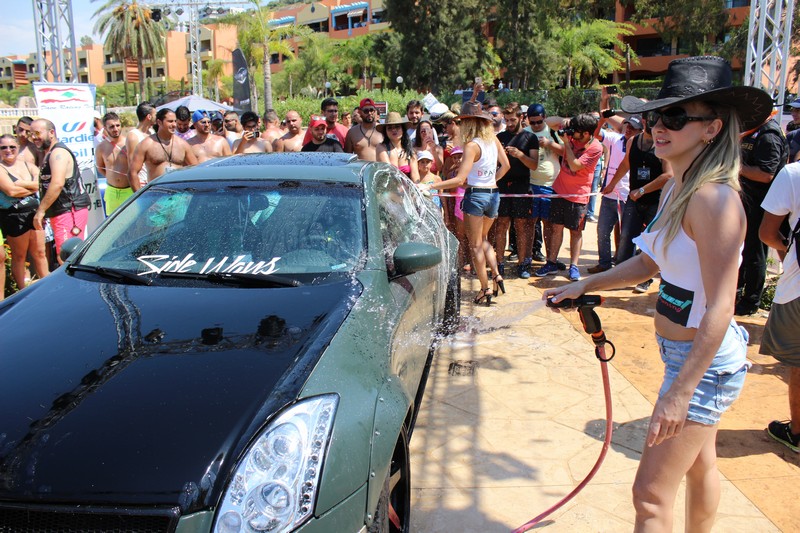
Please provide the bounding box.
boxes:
[547,294,606,340]
[546,294,603,310]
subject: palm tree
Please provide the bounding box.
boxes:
[340,34,376,90]
[236,0,304,112]
[205,58,227,102]
[558,20,636,88]
[92,0,166,100]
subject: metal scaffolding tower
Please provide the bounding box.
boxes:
[147,1,250,97]
[31,0,78,83]
[744,0,796,103]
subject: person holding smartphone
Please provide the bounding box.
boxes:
[233,111,272,154]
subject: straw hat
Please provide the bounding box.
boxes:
[377,111,412,133]
[456,101,493,123]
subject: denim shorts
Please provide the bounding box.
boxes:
[461,189,500,218]
[531,184,554,220]
[657,321,750,425]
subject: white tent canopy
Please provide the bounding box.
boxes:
[156,95,238,113]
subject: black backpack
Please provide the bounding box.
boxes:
[788,216,800,266]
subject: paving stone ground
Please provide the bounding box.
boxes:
[411,225,798,532]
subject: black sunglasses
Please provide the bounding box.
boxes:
[0,145,17,150]
[646,108,717,131]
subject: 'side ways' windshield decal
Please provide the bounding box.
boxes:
[136,254,280,276]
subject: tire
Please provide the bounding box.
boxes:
[368,430,411,533]
[440,269,461,336]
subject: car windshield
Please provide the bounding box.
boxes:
[77,180,365,282]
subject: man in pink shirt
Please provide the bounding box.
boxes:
[534,113,602,281]
[302,97,349,147]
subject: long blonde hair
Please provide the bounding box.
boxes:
[460,117,494,144]
[659,103,741,250]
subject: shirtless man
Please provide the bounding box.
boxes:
[188,110,233,162]
[129,109,198,184]
[15,117,40,166]
[233,111,273,154]
[261,109,283,144]
[126,103,156,191]
[344,98,384,161]
[174,105,196,141]
[95,112,132,215]
[223,111,242,147]
[272,111,305,152]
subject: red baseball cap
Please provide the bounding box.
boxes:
[309,117,326,129]
[359,98,376,109]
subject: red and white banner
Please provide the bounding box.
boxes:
[33,83,104,234]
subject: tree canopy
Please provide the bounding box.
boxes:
[92,0,166,99]
[384,0,493,93]
[625,0,731,56]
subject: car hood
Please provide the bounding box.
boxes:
[0,271,360,509]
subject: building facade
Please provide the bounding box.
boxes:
[0,23,237,92]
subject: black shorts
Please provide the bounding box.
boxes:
[498,195,532,218]
[549,197,588,231]
[0,204,37,238]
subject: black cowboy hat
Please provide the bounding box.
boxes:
[621,56,774,131]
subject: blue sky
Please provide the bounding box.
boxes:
[2,0,98,57]
[2,1,271,58]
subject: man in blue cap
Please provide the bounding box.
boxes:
[209,111,225,136]
[188,110,232,163]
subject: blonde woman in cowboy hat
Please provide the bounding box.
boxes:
[377,112,420,184]
[420,101,511,306]
[545,56,773,531]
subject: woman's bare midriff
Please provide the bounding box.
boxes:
[654,312,697,341]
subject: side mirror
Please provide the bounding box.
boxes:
[59,237,84,262]
[393,242,441,276]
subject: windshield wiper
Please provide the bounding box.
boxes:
[154,271,303,287]
[67,264,152,286]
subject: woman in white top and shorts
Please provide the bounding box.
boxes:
[544,56,773,531]
[421,100,510,305]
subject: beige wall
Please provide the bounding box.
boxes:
[165,30,189,81]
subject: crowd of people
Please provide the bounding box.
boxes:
[3,57,800,529]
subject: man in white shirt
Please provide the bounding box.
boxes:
[760,161,800,452]
[588,113,642,274]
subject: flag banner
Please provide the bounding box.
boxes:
[232,48,251,112]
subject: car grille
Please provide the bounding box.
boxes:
[0,503,179,532]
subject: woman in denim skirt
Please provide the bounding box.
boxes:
[544,56,773,531]
[420,95,510,305]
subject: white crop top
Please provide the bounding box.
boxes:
[466,137,498,188]
[633,185,741,329]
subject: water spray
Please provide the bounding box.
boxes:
[512,295,615,533]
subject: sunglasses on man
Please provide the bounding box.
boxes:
[646,107,717,131]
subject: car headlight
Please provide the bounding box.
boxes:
[214,394,339,533]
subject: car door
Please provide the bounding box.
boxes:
[373,169,438,398]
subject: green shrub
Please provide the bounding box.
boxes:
[437,85,663,118]
[2,242,17,298]
[761,275,780,311]
[118,112,137,128]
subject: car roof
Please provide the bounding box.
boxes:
[155,153,369,185]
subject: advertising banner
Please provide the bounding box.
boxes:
[33,83,104,234]
[232,48,251,112]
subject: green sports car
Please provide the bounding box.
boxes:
[0,153,460,532]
